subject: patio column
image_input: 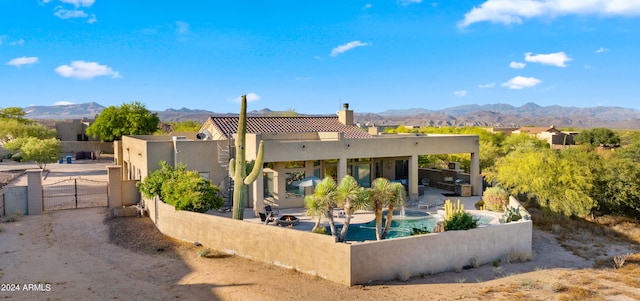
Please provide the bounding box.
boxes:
[408,154,419,201]
[470,151,482,196]
[337,156,347,181]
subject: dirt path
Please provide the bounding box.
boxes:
[2,207,638,300]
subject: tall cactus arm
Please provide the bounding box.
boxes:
[229,158,236,177]
[244,141,265,185]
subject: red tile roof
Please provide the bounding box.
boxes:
[208,116,372,139]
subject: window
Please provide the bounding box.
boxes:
[263,172,274,198]
[285,171,305,198]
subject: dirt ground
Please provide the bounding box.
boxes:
[1,165,640,300]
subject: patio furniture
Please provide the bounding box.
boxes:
[263,197,279,216]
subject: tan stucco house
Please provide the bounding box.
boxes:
[115,103,482,214]
[513,125,576,149]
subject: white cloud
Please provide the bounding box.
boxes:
[88,14,97,24]
[54,60,121,79]
[398,0,422,6]
[509,61,526,69]
[524,52,571,67]
[459,0,640,28]
[596,47,609,53]
[10,39,25,46]
[54,8,88,19]
[53,101,75,106]
[502,76,541,89]
[234,93,261,103]
[59,0,95,7]
[363,3,372,9]
[453,90,467,97]
[176,21,190,35]
[330,40,370,57]
[584,65,593,69]
[7,56,39,67]
[478,83,496,88]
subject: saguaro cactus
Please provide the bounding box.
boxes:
[230,95,265,220]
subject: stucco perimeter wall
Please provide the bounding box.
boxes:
[350,220,532,285]
[145,198,352,285]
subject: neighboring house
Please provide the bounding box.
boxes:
[31,118,114,156]
[115,103,482,214]
[513,125,576,149]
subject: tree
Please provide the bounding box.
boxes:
[4,137,61,169]
[0,118,57,144]
[335,175,370,242]
[595,156,640,218]
[575,128,621,147]
[0,107,28,123]
[304,177,338,238]
[500,133,549,154]
[487,146,596,216]
[367,178,406,240]
[86,102,159,142]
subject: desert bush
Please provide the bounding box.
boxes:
[482,186,509,211]
[503,250,533,264]
[444,211,478,231]
[312,227,327,234]
[469,256,479,268]
[397,270,411,282]
[1,210,23,223]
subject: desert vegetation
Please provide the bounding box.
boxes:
[137,161,223,213]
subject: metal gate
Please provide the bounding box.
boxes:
[42,178,108,211]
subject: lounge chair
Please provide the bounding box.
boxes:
[259,210,274,225]
[417,195,440,210]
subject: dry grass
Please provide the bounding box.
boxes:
[556,286,604,301]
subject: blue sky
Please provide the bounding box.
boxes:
[2,0,640,114]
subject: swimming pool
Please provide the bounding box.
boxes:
[334,209,497,242]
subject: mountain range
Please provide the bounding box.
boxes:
[22,102,640,129]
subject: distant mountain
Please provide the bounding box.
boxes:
[24,102,106,119]
[23,102,640,128]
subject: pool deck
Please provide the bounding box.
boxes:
[212,187,485,232]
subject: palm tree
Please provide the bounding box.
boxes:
[368,178,406,240]
[304,177,338,238]
[335,175,370,242]
[381,181,406,239]
[304,194,323,233]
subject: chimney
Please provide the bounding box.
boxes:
[338,103,353,125]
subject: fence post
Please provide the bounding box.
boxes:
[107,166,122,209]
[27,170,43,215]
[74,178,78,209]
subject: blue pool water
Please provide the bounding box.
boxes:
[333,209,497,242]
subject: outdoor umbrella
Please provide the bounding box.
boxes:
[293,176,323,187]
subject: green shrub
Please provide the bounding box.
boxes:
[410,227,431,235]
[161,170,223,213]
[138,161,223,213]
[482,186,509,212]
[444,211,479,231]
